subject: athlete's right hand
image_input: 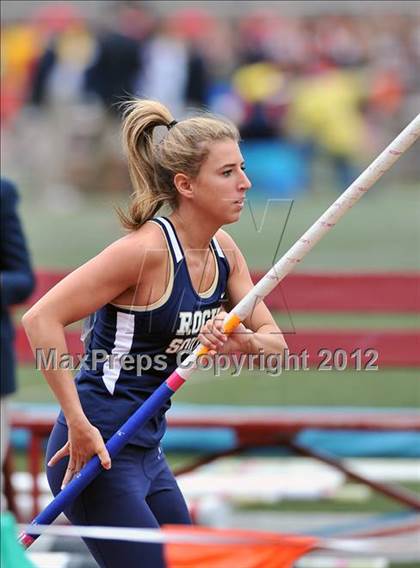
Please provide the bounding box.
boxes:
[47,418,111,489]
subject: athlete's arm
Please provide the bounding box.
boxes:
[198,230,287,356]
[22,230,156,485]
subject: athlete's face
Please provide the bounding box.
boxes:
[191,139,252,224]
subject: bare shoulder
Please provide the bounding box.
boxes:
[215,228,246,273]
[214,228,240,251]
[112,219,166,247]
[105,219,168,267]
[135,219,169,265]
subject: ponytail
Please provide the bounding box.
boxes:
[118,100,175,230]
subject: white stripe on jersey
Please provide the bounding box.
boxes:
[212,236,225,258]
[102,312,135,395]
[157,217,183,263]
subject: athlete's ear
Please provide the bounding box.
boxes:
[173,173,194,200]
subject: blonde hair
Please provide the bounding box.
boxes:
[118,99,240,230]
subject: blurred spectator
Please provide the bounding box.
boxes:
[286,64,368,192]
[135,12,210,118]
[232,61,286,138]
[85,7,149,113]
[0,178,35,511]
[29,4,97,107]
[229,10,285,138]
[0,22,42,125]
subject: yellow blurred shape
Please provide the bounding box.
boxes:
[233,62,283,103]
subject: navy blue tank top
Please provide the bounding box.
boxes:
[58,217,230,447]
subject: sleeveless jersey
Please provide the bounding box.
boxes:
[58,217,230,447]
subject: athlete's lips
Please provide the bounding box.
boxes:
[233,199,245,205]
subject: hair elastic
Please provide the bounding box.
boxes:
[167,120,178,130]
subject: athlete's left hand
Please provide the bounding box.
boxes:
[198,309,254,355]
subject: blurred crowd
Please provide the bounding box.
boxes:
[2,2,419,196]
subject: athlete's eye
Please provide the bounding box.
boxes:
[222,170,232,177]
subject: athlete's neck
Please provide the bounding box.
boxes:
[168,211,219,251]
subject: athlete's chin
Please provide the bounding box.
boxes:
[223,209,243,225]
[208,208,242,227]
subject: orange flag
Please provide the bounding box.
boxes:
[164,526,318,568]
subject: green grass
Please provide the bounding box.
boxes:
[14,366,420,407]
[20,193,125,269]
[392,565,418,568]
[239,482,420,513]
[275,312,420,330]
[175,368,420,407]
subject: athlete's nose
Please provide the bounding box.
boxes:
[239,169,252,192]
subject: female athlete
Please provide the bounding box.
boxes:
[23,99,287,567]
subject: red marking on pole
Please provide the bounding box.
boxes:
[19,532,35,549]
[166,372,186,391]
